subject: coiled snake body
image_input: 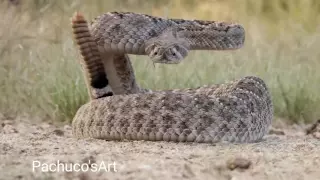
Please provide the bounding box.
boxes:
[71,12,273,143]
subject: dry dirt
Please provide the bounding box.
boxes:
[0,115,319,180]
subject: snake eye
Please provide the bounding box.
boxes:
[172,52,176,56]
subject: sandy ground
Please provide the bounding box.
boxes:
[0,115,319,180]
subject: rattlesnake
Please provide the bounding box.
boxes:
[71,12,273,143]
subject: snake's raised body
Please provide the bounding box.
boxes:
[71,12,273,143]
[90,12,245,64]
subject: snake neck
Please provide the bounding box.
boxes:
[98,50,143,95]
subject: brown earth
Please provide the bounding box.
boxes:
[0,114,319,180]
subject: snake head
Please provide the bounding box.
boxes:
[145,41,189,64]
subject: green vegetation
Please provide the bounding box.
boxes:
[0,0,319,123]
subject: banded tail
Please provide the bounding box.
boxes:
[71,12,113,99]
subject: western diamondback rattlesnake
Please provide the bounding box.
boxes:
[71,12,273,143]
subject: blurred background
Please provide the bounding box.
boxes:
[0,0,319,124]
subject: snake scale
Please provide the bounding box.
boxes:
[71,12,273,143]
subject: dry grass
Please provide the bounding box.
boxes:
[0,0,319,123]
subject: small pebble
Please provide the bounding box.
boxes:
[2,125,18,134]
[226,157,251,170]
[305,119,320,139]
[52,129,64,136]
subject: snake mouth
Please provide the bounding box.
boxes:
[152,58,182,64]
